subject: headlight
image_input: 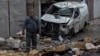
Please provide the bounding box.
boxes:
[62,24,69,28]
[60,24,69,34]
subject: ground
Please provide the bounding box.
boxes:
[72,18,100,41]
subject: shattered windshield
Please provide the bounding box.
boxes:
[46,5,74,17]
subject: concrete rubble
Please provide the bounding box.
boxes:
[0,35,99,56]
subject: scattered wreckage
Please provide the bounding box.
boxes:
[41,1,89,37]
[0,36,100,56]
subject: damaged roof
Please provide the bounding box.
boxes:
[53,1,85,8]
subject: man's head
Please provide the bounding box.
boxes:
[28,10,35,16]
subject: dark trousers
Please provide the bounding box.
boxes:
[26,31,37,52]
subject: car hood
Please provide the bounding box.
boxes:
[41,14,71,24]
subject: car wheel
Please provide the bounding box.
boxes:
[69,28,75,37]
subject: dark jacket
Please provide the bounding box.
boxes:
[23,16,39,33]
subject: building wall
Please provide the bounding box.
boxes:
[0,0,26,37]
[94,0,100,18]
[26,0,34,13]
[0,0,9,37]
[9,0,26,36]
[34,0,39,16]
[86,0,94,20]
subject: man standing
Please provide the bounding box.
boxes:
[22,11,39,52]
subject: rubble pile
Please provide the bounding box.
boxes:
[0,36,100,56]
[37,37,100,56]
[0,50,27,56]
[0,50,40,56]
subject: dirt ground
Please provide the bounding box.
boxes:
[72,18,100,41]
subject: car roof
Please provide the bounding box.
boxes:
[53,1,84,8]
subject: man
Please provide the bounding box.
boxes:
[22,11,39,52]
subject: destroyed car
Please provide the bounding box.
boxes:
[41,1,89,37]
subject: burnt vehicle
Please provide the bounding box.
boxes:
[41,1,89,37]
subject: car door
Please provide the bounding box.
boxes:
[79,6,87,30]
[73,8,80,33]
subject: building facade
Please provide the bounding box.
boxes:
[94,0,100,18]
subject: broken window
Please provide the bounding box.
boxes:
[74,8,80,18]
[46,5,74,17]
[57,7,74,17]
[46,5,60,14]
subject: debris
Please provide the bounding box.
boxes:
[68,42,86,50]
[75,49,81,56]
[12,39,21,49]
[53,44,67,52]
[58,35,64,42]
[7,50,15,53]
[6,37,21,49]
[43,38,52,43]
[85,43,96,50]
[0,37,5,42]
[1,35,100,56]
[29,49,40,56]
[94,38,100,45]
[6,37,14,48]
[0,50,7,55]
[84,37,93,43]
[72,55,77,56]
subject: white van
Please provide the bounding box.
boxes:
[41,1,89,37]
